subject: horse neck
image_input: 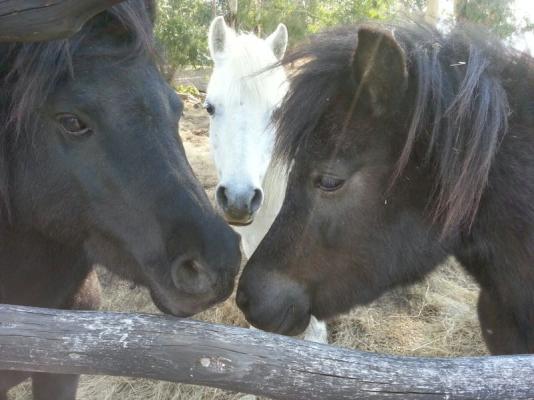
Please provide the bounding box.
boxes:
[236,161,288,258]
[257,66,289,219]
[261,158,289,218]
[0,226,89,307]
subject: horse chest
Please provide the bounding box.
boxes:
[0,231,90,308]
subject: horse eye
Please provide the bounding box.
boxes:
[204,102,215,116]
[56,114,91,136]
[316,175,345,192]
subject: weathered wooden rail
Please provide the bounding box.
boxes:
[0,0,127,42]
[0,305,533,399]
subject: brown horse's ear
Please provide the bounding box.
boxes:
[352,27,408,116]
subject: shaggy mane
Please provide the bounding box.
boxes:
[211,32,287,109]
[275,22,528,235]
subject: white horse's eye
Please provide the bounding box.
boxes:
[204,102,216,116]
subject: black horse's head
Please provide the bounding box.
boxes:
[238,23,511,335]
[0,0,241,317]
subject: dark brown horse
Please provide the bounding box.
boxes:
[237,22,534,356]
[0,1,240,398]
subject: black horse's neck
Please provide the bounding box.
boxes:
[0,226,91,308]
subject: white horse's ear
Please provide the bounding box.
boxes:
[208,16,230,62]
[265,23,288,60]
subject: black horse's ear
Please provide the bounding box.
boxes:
[86,1,155,49]
[351,27,408,116]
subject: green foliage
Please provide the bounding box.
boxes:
[155,0,425,67]
[455,0,519,38]
[309,0,393,31]
[234,0,428,44]
[155,0,212,68]
[155,0,532,69]
[235,0,313,44]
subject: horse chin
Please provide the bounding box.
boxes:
[247,308,311,336]
[149,290,195,318]
[149,287,233,318]
[228,219,254,227]
[225,214,255,226]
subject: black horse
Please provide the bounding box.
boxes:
[238,22,534,356]
[0,1,240,398]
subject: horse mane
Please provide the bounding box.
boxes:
[275,21,525,236]
[0,0,156,221]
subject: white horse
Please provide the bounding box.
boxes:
[206,16,327,344]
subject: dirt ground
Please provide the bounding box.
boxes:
[8,94,487,400]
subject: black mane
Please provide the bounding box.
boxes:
[275,22,530,235]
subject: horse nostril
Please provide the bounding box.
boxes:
[250,188,263,214]
[216,185,229,211]
[172,258,212,295]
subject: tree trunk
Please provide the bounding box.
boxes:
[1,305,533,399]
[425,0,441,24]
[228,0,238,29]
[211,0,217,18]
[0,0,127,42]
[254,0,262,36]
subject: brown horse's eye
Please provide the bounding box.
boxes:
[316,175,345,192]
[56,114,91,136]
[204,102,215,116]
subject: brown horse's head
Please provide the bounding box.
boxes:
[237,23,511,335]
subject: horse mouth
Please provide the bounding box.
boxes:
[149,290,199,318]
[228,219,253,227]
[224,214,254,226]
[149,283,234,318]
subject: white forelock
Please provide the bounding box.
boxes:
[209,32,288,108]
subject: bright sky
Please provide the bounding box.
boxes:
[511,0,534,53]
[437,0,534,53]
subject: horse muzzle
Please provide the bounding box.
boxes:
[237,267,312,336]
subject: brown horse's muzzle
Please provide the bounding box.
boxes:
[237,266,311,336]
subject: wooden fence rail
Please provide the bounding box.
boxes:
[0,305,533,399]
[0,0,127,42]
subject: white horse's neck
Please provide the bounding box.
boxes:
[235,159,288,258]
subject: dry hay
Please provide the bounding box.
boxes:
[8,95,486,400]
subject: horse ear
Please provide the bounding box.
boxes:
[352,27,408,116]
[209,16,231,62]
[265,23,288,60]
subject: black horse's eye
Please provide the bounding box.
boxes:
[57,114,91,136]
[316,175,345,192]
[204,102,215,116]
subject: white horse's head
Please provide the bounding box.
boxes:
[206,16,288,226]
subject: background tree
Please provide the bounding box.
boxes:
[454,0,520,38]
[155,0,213,75]
[155,0,532,70]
